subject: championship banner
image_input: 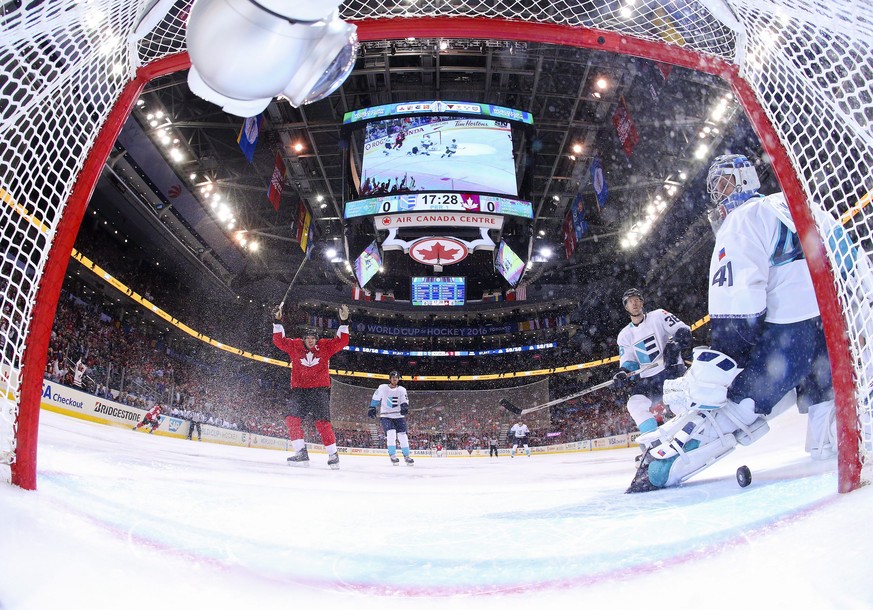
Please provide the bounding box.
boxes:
[237,114,263,163]
[612,97,639,158]
[562,212,577,259]
[590,157,608,209]
[267,152,286,211]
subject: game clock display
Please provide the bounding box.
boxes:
[411,276,466,306]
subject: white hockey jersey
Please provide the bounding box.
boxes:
[371,384,409,419]
[617,309,690,378]
[709,192,819,323]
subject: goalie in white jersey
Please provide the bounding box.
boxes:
[614,288,691,434]
[369,371,414,466]
[629,154,836,492]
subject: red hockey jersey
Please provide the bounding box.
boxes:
[273,325,349,388]
[145,404,163,421]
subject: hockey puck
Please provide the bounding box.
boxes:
[736,465,752,487]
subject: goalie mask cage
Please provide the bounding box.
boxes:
[0,0,870,491]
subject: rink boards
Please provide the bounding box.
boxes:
[35,377,641,457]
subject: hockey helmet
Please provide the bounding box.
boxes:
[302,327,318,339]
[622,288,644,308]
[388,370,401,381]
[706,154,760,208]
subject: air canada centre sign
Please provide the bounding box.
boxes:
[376,212,503,229]
[409,237,468,265]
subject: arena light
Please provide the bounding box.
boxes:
[186,0,358,117]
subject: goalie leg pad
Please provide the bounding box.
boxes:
[648,436,737,488]
[714,398,769,446]
[636,408,710,456]
[806,400,836,459]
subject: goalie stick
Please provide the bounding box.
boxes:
[499,361,663,416]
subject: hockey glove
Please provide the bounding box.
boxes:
[612,369,630,389]
[663,340,680,367]
[400,403,409,416]
[367,406,377,419]
[338,304,350,322]
[272,304,283,321]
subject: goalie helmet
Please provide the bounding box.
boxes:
[622,288,644,308]
[706,154,761,208]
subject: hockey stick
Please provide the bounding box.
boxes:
[499,361,664,416]
[277,256,308,316]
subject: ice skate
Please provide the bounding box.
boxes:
[404,455,415,466]
[327,453,340,470]
[286,447,310,467]
[626,449,661,493]
[390,455,400,466]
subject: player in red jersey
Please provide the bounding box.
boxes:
[272,304,350,469]
[132,404,163,434]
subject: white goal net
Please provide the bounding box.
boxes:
[0,0,870,491]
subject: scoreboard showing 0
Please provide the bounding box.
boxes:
[345,192,533,220]
[411,277,466,306]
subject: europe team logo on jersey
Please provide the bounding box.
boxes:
[632,335,660,364]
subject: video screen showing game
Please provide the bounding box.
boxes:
[353,240,382,288]
[495,240,525,287]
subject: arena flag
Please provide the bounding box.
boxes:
[304,220,318,259]
[295,201,309,244]
[267,152,286,211]
[590,157,608,209]
[562,212,577,259]
[237,114,263,163]
[612,97,639,158]
[647,62,672,102]
[299,209,313,254]
[571,193,588,240]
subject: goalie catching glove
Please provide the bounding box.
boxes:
[662,347,743,413]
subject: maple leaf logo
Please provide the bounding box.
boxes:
[300,352,320,367]
[415,241,460,263]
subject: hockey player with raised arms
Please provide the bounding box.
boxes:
[628,154,835,492]
[613,288,691,435]
[272,304,350,469]
[369,371,414,466]
[509,420,530,457]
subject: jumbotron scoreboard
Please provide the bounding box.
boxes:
[344,192,533,220]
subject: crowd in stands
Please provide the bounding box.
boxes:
[47,286,637,450]
[31,216,646,451]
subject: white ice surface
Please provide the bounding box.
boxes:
[1,408,872,609]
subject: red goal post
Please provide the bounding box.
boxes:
[1,0,868,491]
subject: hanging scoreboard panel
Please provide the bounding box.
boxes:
[411,276,466,306]
[345,192,533,220]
